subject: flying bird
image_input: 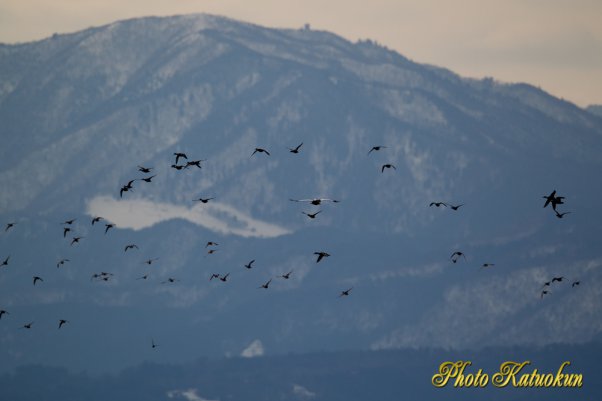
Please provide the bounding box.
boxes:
[56,259,70,268]
[290,198,340,206]
[185,160,204,169]
[170,164,185,170]
[139,175,156,183]
[450,251,466,263]
[63,227,72,238]
[449,204,464,211]
[33,276,43,285]
[219,273,230,282]
[314,251,331,263]
[481,263,495,269]
[58,319,69,329]
[138,166,153,174]
[207,249,218,255]
[368,146,387,154]
[1,256,9,267]
[244,260,255,269]
[152,338,159,349]
[551,276,565,283]
[104,223,115,234]
[194,197,214,203]
[541,290,550,299]
[381,164,396,173]
[302,211,321,219]
[5,222,15,232]
[70,236,83,246]
[542,190,565,211]
[572,281,580,287]
[21,322,34,329]
[137,274,150,280]
[124,244,139,252]
[91,216,103,225]
[209,273,220,281]
[258,279,272,289]
[174,152,188,164]
[288,143,303,154]
[62,219,76,225]
[206,241,219,248]
[0,310,9,319]
[429,202,447,208]
[555,211,571,219]
[143,258,159,265]
[252,148,270,156]
[161,278,178,284]
[339,287,353,297]
[279,271,293,279]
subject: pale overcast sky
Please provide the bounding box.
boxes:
[1,0,601,107]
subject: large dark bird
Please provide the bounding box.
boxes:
[244,260,255,269]
[56,259,70,268]
[302,211,321,219]
[381,164,396,173]
[555,211,571,219]
[368,146,387,155]
[258,279,272,289]
[450,251,466,263]
[209,273,220,281]
[572,281,580,287]
[0,310,9,319]
[194,197,214,203]
[124,244,139,252]
[170,164,185,170]
[449,204,464,211]
[91,216,103,225]
[206,241,219,248]
[185,160,204,169]
[279,271,293,279]
[62,219,76,225]
[138,166,153,173]
[152,338,159,349]
[143,258,159,265]
[137,274,150,280]
[429,202,447,208]
[104,223,115,234]
[290,198,340,206]
[314,251,331,263]
[252,148,270,156]
[161,278,178,284]
[542,190,565,211]
[139,175,156,183]
[541,290,550,299]
[33,276,43,285]
[5,222,15,232]
[63,227,72,238]
[58,319,69,329]
[1,256,9,267]
[339,287,353,297]
[551,276,565,283]
[21,322,34,329]
[70,236,83,246]
[219,273,230,282]
[174,152,188,164]
[288,143,303,154]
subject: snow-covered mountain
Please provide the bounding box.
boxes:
[1,14,601,374]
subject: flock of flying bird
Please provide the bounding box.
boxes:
[0,142,579,349]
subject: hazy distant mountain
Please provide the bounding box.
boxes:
[1,14,601,375]
[586,104,602,118]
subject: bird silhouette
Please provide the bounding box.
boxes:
[21,322,34,329]
[139,175,156,183]
[551,276,565,283]
[138,166,153,173]
[209,273,220,281]
[450,251,466,263]
[449,204,464,211]
[290,198,340,206]
[288,143,303,153]
[104,223,115,234]
[174,152,188,164]
[541,290,550,299]
[279,271,293,279]
[33,276,43,285]
[314,251,331,263]
[91,216,103,225]
[124,244,139,252]
[5,222,15,232]
[302,211,321,219]
[194,197,214,203]
[161,278,178,284]
[252,148,270,156]
[151,338,159,349]
[0,310,9,319]
[63,227,72,238]
[70,236,83,246]
[58,319,69,329]
[368,146,387,155]
[1,256,9,267]
[258,279,272,289]
[143,258,159,265]
[206,241,219,248]
[542,190,565,211]
[429,202,447,208]
[119,181,135,197]
[207,249,218,255]
[542,281,551,288]
[219,273,230,282]
[381,164,396,173]
[170,164,185,170]
[244,260,255,269]
[185,160,204,169]
[481,263,495,269]
[137,274,150,280]
[339,287,353,297]
[62,219,76,225]
[56,259,70,268]
[555,211,571,219]
[572,281,580,287]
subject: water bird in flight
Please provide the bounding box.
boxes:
[555,211,571,219]
[56,259,70,268]
[194,197,214,203]
[541,290,550,299]
[368,146,387,154]
[139,175,156,183]
[91,216,103,225]
[551,276,565,283]
[0,310,9,319]
[302,211,321,219]
[105,223,115,234]
[33,276,44,285]
[206,241,219,248]
[161,278,178,284]
[62,219,76,225]
[58,319,69,329]
[381,164,396,173]
[209,273,220,281]
[450,251,466,263]
[21,322,34,329]
[429,202,447,208]
[252,148,270,156]
[185,160,204,169]
[279,271,293,279]
[5,222,15,232]
[70,236,83,246]
[1,256,9,267]
[258,279,272,289]
[143,258,159,265]
[572,281,580,287]
[314,251,331,263]
[63,227,72,238]
[290,198,340,206]
[449,204,464,211]
[339,287,353,297]
[542,190,565,211]
[124,244,139,252]
[244,260,255,269]
[288,143,303,153]
[219,273,230,282]
[138,166,153,174]
[174,152,188,164]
